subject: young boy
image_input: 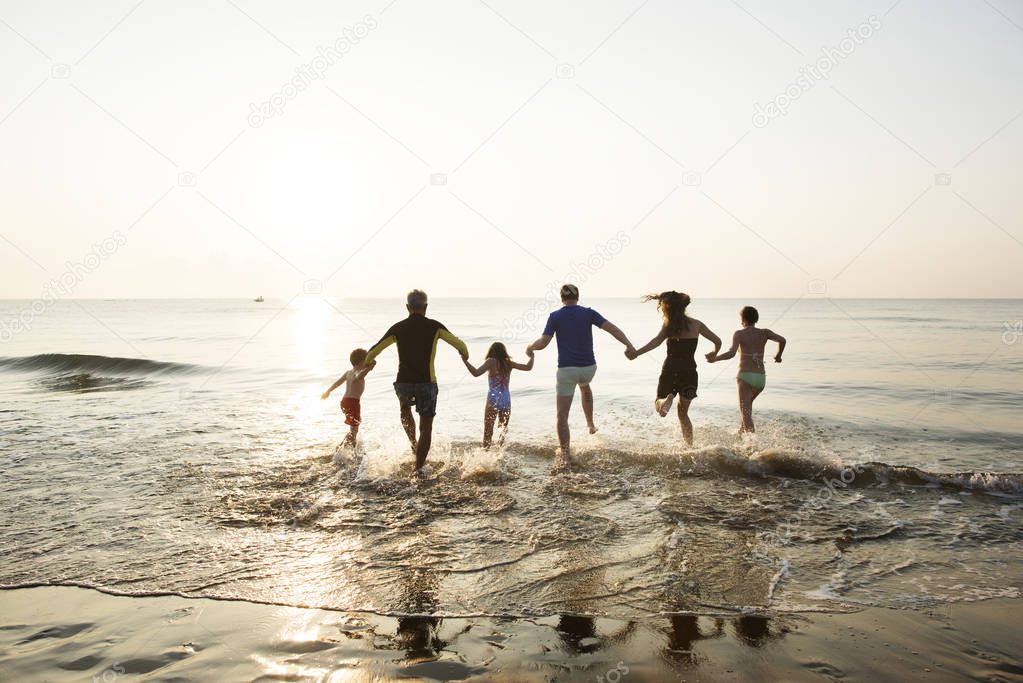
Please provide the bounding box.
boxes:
[707,306,786,434]
[321,348,376,448]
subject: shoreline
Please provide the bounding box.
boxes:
[2,586,1020,682]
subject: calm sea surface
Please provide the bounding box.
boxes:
[1,298,1021,617]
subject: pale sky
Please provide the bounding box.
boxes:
[1,0,1021,299]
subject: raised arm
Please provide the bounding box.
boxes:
[363,326,397,366]
[463,357,494,377]
[600,320,635,353]
[510,350,534,372]
[355,361,377,378]
[527,334,552,353]
[321,371,348,399]
[699,322,723,358]
[438,327,470,359]
[766,329,787,362]
[630,328,667,359]
[710,331,740,363]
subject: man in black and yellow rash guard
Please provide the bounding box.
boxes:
[363,289,469,470]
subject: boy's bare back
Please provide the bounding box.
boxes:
[343,366,370,398]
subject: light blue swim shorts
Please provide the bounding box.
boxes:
[556,365,597,397]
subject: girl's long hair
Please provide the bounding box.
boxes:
[486,342,512,374]
[642,291,691,337]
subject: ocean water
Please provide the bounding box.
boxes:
[0,297,1021,619]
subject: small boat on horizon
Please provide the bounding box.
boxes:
[254,296,264,303]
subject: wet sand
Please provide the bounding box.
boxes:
[1,586,1020,682]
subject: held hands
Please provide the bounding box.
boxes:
[705,352,718,363]
[526,347,535,358]
[625,347,638,360]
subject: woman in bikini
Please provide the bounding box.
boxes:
[628,292,722,446]
[707,306,787,434]
[463,342,534,449]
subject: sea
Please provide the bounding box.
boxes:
[1,297,1021,621]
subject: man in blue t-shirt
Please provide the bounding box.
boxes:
[528,284,635,461]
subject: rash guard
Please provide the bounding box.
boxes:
[364,314,468,383]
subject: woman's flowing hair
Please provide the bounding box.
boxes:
[642,291,691,337]
[486,342,512,374]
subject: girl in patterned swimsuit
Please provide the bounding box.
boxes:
[463,342,534,449]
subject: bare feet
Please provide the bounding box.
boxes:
[588,423,598,435]
[655,394,675,417]
[555,448,578,470]
[559,455,579,471]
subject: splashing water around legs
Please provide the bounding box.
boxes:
[400,406,418,453]
[482,403,511,449]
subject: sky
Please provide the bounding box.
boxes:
[0,0,1021,299]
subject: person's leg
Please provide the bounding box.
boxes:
[737,380,755,433]
[344,424,359,448]
[416,415,434,469]
[655,393,676,418]
[400,405,418,451]
[748,386,764,433]
[482,402,497,449]
[579,384,597,434]
[556,394,574,458]
[414,383,439,469]
[496,409,511,447]
[676,398,693,446]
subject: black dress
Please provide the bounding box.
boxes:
[657,337,699,400]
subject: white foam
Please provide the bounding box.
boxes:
[456,446,506,480]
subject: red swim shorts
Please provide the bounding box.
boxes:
[340,397,361,427]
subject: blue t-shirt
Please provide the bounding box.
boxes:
[543,305,607,368]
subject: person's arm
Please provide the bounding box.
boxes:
[600,320,635,353]
[699,322,723,359]
[463,357,493,377]
[630,328,667,359]
[529,312,557,353]
[709,331,740,363]
[321,371,348,399]
[766,329,787,362]
[510,351,534,371]
[438,327,470,359]
[354,361,377,378]
[527,335,552,353]
[363,326,397,366]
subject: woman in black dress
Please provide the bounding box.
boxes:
[628,292,722,445]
